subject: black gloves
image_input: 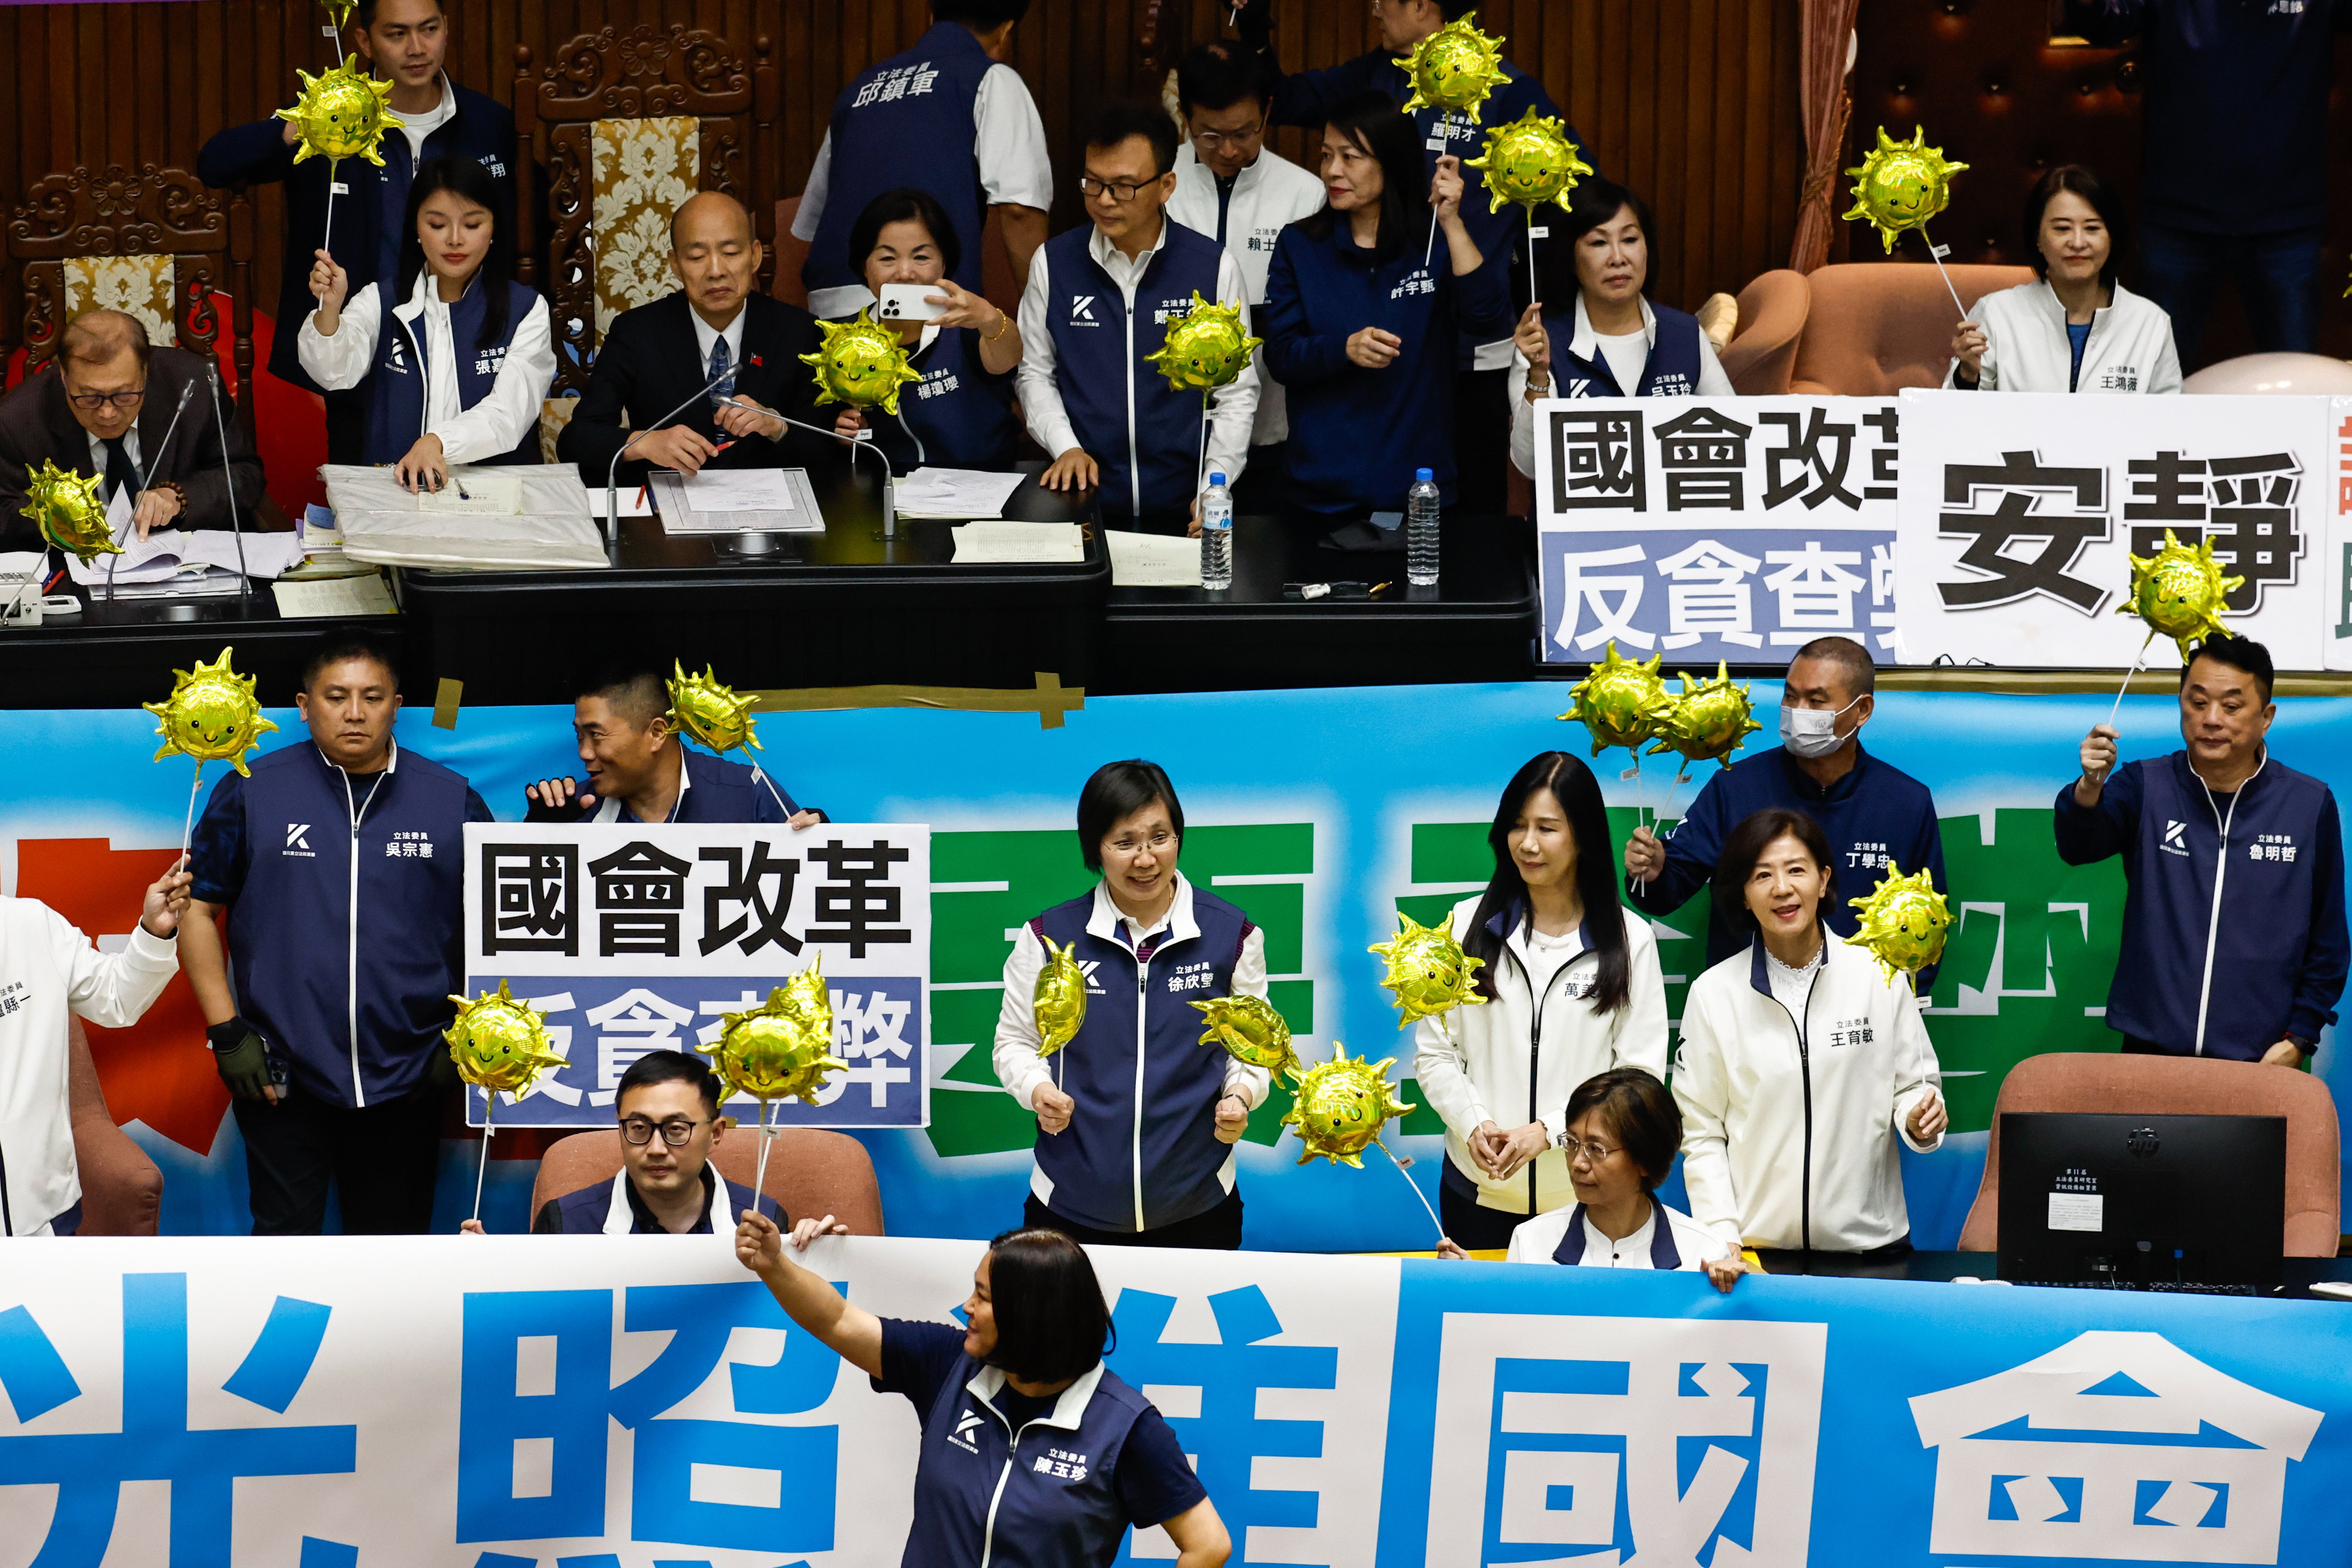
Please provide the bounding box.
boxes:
[206,1017,276,1101]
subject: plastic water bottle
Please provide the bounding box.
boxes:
[1200,472,1234,589]
[1406,467,1441,587]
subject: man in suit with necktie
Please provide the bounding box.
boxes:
[0,309,265,552]
[558,191,835,487]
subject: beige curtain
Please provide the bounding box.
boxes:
[1789,0,1860,273]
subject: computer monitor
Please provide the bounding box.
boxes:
[1997,1112,2287,1288]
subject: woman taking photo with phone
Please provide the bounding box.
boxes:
[298,154,553,493]
[830,186,1023,471]
[1416,750,1669,1251]
[1673,807,1947,1266]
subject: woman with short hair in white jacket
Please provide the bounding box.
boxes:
[1414,751,1670,1250]
[1673,807,1948,1265]
[1946,163,2181,395]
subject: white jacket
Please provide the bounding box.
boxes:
[0,898,179,1235]
[1673,930,1943,1253]
[1412,894,1670,1218]
[298,270,558,463]
[1941,277,2182,395]
[1166,141,1326,447]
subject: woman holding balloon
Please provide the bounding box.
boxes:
[1414,750,1669,1252]
[1672,807,1948,1265]
[991,760,1270,1249]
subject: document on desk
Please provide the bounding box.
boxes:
[894,467,1029,520]
[1104,528,1202,587]
[64,528,305,586]
[950,520,1084,564]
[274,570,397,618]
[684,471,798,512]
[649,469,823,534]
[416,469,525,515]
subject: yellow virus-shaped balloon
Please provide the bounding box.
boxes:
[275,61,404,169]
[445,978,571,1097]
[700,959,846,1107]
[1033,936,1089,1059]
[144,647,280,777]
[1647,660,1762,769]
[1560,641,1677,757]
[666,660,761,755]
[1846,864,1954,985]
[1401,11,1510,123]
[1281,1045,1416,1167]
[1145,292,1263,395]
[20,458,117,563]
[1369,910,1490,1028]
[1842,125,1968,254]
[1191,993,1296,1079]
[1464,108,1593,215]
[2119,528,2243,659]
[800,308,923,415]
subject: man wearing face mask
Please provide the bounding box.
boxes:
[1623,637,1948,983]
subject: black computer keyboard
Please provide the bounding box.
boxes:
[2011,1279,2265,1296]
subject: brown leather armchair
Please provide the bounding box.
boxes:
[1788,262,2038,395]
[526,1125,885,1235]
[1719,269,1811,396]
[67,1015,164,1235]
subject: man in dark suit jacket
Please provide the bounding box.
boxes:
[196,0,517,464]
[0,311,265,553]
[558,191,838,488]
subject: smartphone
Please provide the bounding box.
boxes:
[877,282,948,322]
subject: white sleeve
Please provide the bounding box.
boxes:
[1508,353,1537,477]
[1222,925,1273,1108]
[1943,298,1994,390]
[2146,319,2184,395]
[1890,982,1946,1154]
[973,64,1053,212]
[296,283,384,392]
[1502,1217,1543,1264]
[58,910,178,1030]
[1412,1007,1492,1140]
[1670,994,1746,1249]
[790,133,831,241]
[1201,249,1259,487]
[1695,334,1735,396]
[1016,248,1081,459]
[1607,926,1672,1083]
[433,296,555,466]
[991,922,1054,1111]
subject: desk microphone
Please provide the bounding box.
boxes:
[204,364,251,603]
[717,398,894,537]
[604,366,736,548]
[107,378,199,602]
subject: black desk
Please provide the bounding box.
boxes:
[0,572,404,710]
[1753,1247,2352,1301]
[401,458,1107,704]
[1097,512,1537,694]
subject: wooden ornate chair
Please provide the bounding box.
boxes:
[3,163,257,440]
[512,24,779,398]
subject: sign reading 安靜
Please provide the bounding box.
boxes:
[459,822,931,1129]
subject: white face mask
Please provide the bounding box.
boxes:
[1779,695,1862,758]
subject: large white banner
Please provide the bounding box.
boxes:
[1896,391,2331,669]
[1531,396,1901,664]
[4,1236,2347,1567]
[460,823,931,1130]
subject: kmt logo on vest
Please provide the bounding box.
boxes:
[1068,294,1099,326]
[283,823,315,858]
[949,1408,986,1453]
[2162,819,2190,857]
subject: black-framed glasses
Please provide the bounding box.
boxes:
[67,386,146,412]
[620,1115,710,1146]
[1079,175,1153,203]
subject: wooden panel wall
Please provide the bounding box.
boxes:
[0,0,1804,320]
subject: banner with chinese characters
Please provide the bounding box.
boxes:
[460,823,931,1129]
[1529,395,1901,663]
[3,1235,2349,1568]
[1897,390,2330,669]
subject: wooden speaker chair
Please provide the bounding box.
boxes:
[3,162,257,441]
[512,23,779,400]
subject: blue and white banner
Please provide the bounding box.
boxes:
[0,1236,2346,1567]
[460,823,931,1130]
[1531,396,1900,664]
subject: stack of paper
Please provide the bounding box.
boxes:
[894,467,1030,520]
[65,527,306,589]
[323,464,608,570]
[1104,528,1203,588]
[950,520,1084,564]
[649,469,824,535]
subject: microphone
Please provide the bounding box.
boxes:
[717,397,894,538]
[104,378,202,601]
[204,364,251,601]
[604,365,736,548]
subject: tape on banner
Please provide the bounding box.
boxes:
[747,671,1085,731]
[433,677,463,730]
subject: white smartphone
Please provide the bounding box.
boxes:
[877,282,948,323]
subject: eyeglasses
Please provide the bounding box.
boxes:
[619,1116,710,1146]
[67,387,146,412]
[1558,1136,1622,1164]
[1191,123,1265,150]
[1079,175,1154,203]
[1104,831,1177,856]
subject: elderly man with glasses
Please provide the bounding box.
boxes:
[463,1049,786,1235]
[0,309,265,549]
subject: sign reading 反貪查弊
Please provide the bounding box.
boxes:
[459,822,930,1128]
